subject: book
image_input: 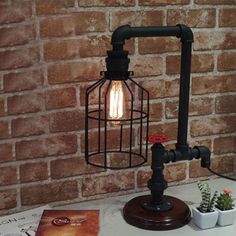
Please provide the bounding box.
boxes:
[35,210,99,236]
[0,205,51,236]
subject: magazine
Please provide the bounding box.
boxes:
[35,210,99,236]
[0,205,51,236]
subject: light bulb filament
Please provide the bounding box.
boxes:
[109,81,124,120]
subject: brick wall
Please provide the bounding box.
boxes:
[0,0,235,215]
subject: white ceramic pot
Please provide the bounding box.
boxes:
[216,208,236,226]
[192,207,218,229]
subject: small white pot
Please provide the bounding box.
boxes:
[192,207,218,229]
[216,208,236,226]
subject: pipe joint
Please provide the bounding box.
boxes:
[193,146,211,168]
[176,24,194,43]
[111,25,131,50]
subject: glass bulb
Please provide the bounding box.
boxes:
[107,81,127,124]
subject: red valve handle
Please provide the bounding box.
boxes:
[148,134,168,144]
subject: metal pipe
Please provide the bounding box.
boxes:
[176,41,192,152]
[111,24,193,50]
[110,24,194,153]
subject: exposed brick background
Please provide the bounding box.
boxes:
[0,0,235,215]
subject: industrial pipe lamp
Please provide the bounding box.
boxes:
[85,24,211,230]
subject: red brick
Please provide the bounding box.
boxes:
[216,95,236,114]
[47,135,78,156]
[109,151,146,169]
[12,115,49,138]
[48,60,102,84]
[36,0,74,15]
[40,12,106,38]
[212,156,234,174]
[0,75,3,89]
[44,36,133,61]
[80,0,135,6]
[219,9,236,27]
[189,156,234,178]
[137,162,186,187]
[111,11,164,30]
[79,83,98,107]
[130,56,163,77]
[16,134,77,160]
[168,9,216,28]
[50,110,83,132]
[165,163,187,182]
[189,159,213,178]
[81,128,133,152]
[0,120,9,139]
[0,189,17,210]
[16,139,47,160]
[190,115,236,137]
[149,102,163,121]
[194,0,236,4]
[46,87,76,110]
[192,74,236,95]
[231,137,235,152]
[0,47,39,71]
[189,139,212,150]
[0,1,9,6]
[137,168,151,187]
[79,35,135,57]
[165,97,213,119]
[217,52,236,71]
[0,98,5,116]
[214,136,235,155]
[139,37,180,54]
[3,69,43,93]
[148,122,178,141]
[0,143,13,163]
[194,31,236,51]
[166,54,214,74]
[141,79,179,99]
[20,162,48,183]
[0,166,17,186]
[0,1,32,24]
[7,93,44,115]
[51,157,102,179]
[139,0,189,5]
[82,171,135,196]
[0,24,35,48]
[3,72,31,94]
[21,180,78,205]
[44,39,79,61]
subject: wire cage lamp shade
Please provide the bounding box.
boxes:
[85,70,149,169]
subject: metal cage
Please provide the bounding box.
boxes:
[85,72,149,169]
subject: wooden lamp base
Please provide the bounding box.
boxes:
[123,195,191,230]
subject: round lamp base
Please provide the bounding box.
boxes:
[123,195,191,230]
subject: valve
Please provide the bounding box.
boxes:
[148,134,168,144]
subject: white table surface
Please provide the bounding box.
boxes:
[57,178,236,236]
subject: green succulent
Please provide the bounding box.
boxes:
[197,182,218,213]
[215,189,235,211]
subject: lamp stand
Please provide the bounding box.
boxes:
[123,141,191,230]
[123,195,191,230]
[123,137,211,230]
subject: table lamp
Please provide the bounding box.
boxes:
[85,24,211,230]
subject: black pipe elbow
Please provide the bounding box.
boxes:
[176,24,194,43]
[193,146,211,168]
[111,25,131,50]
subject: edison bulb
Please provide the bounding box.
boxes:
[107,81,128,124]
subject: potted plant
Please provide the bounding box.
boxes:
[192,182,218,229]
[215,188,235,226]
